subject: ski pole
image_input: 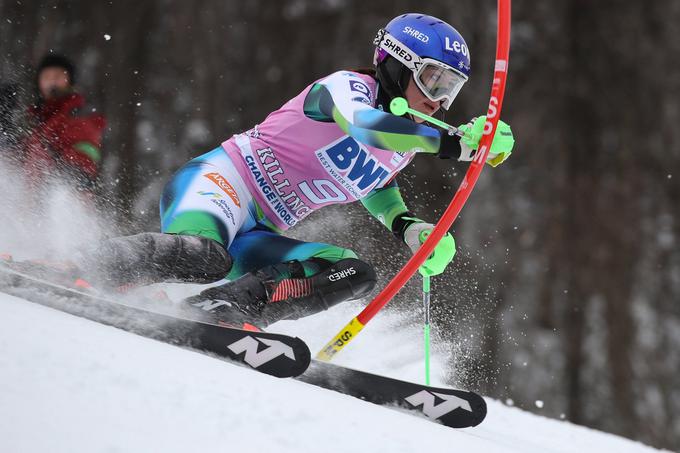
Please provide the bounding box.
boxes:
[389,97,466,139]
[422,274,431,386]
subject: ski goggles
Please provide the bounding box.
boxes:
[413,59,467,110]
[374,29,468,109]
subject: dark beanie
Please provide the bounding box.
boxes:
[37,54,76,85]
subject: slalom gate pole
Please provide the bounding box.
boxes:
[316,0,512,361]
[423,275,431,386]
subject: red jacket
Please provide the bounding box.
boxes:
[24,92,106,182]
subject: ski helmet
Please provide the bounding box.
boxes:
[373,13,470,110]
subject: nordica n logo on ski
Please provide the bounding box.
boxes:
[227,335,296,368]
[404,390,473,419]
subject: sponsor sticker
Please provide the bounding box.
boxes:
[349,79,371,104]
[402,26,429,43]
[444,36,469,58]
[204,172,241,207]
[314,136,390,199]
[198,191,236,226]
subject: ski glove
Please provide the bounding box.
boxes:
[458,116,515,167]
[403,221,456,277]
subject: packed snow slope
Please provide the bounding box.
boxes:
[0,292,666,453]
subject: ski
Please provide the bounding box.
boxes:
[0,260,486,427]
[297,360,487,428]
[0,262,311,378]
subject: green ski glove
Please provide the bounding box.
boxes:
[458,116,515,167]
[403,222,456,277]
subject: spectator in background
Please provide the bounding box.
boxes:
[23,54,106,197]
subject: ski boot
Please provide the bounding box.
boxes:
[76,232,232,289]
[184,258,377,327]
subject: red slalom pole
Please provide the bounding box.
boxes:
[317,0,512,361]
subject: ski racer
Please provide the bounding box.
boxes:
[82,13,515,327]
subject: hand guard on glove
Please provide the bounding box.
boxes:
[401,219,456,277]
[457,116,514,167]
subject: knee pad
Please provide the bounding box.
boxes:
[312,257,376,308]
[260,257,377,323]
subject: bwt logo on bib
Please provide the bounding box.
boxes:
[317,136,390,196]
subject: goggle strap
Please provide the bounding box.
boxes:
[374,30,424,73]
